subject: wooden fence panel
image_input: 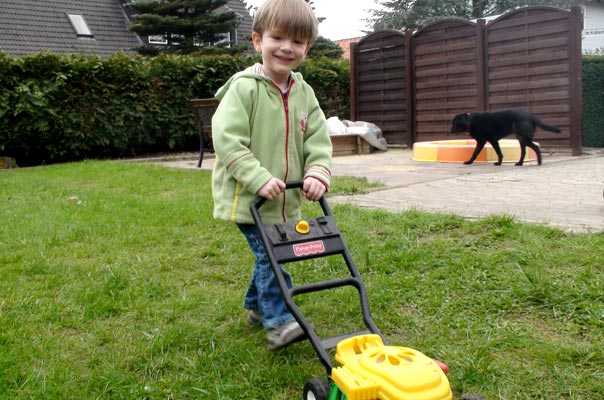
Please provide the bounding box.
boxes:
[351,30,407,146]
[350,6,582,151]
[487,7,573,147]
[413,19,482,143]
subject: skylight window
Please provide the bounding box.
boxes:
[67,14,94,38]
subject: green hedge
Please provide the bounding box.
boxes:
[582,56,604,148]
[0,52,350,166]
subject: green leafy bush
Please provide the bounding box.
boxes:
[582,56,604,147]
[299,57,350,119]
[0,52,350,166]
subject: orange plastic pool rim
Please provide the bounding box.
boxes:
[412,139,540,163]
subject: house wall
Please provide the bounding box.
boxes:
[334,37,362,59]
[583,1,604,54]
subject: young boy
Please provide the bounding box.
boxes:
[211,0,333,350]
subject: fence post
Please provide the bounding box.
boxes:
[476,18,488,110]
[405,30,415,147]
[569,5,583,156]
[350,41,358,121]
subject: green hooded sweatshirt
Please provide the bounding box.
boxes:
[211,65,333,224]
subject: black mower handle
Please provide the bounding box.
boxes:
[252,180,304,210]
[251,179,332,218]
[249,179,383,375]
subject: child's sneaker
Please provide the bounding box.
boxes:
[247,310,262,327]
[267,320,305,351]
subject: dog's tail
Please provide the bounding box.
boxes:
[532,116,561,133]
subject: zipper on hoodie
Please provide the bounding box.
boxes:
[271,79,295,222]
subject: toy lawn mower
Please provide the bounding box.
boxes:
[251,181,483,400]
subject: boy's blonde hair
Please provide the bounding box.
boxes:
[252,0,319,44]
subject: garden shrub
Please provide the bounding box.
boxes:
[0,52,350,166]
[582,56,604,147]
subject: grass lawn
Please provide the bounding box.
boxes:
[1,161,603,400]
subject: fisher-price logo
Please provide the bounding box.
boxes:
[293,241,325,257]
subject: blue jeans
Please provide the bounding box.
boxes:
[237,223,294,330]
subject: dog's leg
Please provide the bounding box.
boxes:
[464,140,487,165]
[516,122,539,166]
[516,144,526,166]
[490,140,504,166]
[526,141,542,165]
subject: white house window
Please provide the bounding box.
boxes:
[67,14,94,38]
[213,32,232,47]
[148,35,168,45]
[147,32,233,47]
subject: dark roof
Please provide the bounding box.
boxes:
[0,0,142,57]
[220,0,253,47]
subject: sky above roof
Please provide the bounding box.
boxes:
[244,0,383,41]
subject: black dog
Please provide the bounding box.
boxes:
[448,109,561,166]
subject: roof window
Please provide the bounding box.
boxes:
[67,14,94,37]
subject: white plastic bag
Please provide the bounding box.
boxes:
[326,116,347,135]
[343,120,388,151]
[327,117,388,151]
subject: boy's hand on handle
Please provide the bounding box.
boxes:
[258,178,286,200]
[303,177,326,201]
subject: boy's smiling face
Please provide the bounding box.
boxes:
[252,30,310,89]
